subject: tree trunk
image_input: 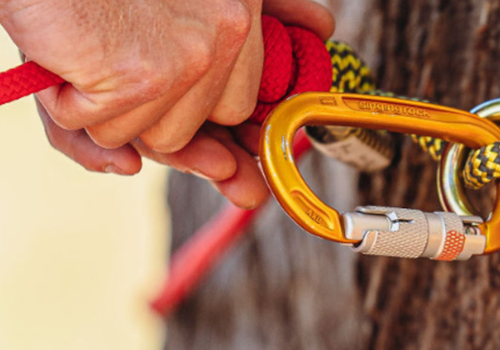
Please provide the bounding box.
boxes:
[165,1,500,349]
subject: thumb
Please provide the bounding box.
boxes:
[262,0,335,40]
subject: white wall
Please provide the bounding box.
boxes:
[0,28,168,350]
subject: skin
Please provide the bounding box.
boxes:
[0,0,334,209]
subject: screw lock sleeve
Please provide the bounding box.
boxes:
[343,206,485,260]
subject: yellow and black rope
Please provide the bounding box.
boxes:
[321,40,500,190]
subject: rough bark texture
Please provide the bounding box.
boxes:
[165,1,500,349]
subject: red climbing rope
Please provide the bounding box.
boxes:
[0,61,64,105]
[250,15,332,122]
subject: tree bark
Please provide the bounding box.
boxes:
[165,1,500,349]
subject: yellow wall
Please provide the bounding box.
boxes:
[0,28,167,349]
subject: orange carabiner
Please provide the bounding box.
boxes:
[259,92,500,260]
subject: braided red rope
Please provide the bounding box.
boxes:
[250,15,332,123]
[0,61,64,105]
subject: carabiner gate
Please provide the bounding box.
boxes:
[259,92,500,260]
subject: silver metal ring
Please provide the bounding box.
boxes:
[438,99,500,216]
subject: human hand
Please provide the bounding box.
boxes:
[0,0,334,208]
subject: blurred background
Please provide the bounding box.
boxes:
[0,2,362,349]
[0,28,168,349]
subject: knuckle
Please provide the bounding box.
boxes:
[220,2,252,42]
[86,127,127,149]
[189,39,215,78]
[212,100,256,125]
[176,35,215,83]
[139,132,190,154]
[128,62,172,101]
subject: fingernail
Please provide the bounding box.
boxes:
[190,169,215,181]
[239,201,260,210]
[104,164,126,175]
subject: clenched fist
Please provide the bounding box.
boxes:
[0,0,334,208]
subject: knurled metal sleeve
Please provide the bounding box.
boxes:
[355,207,428,258]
